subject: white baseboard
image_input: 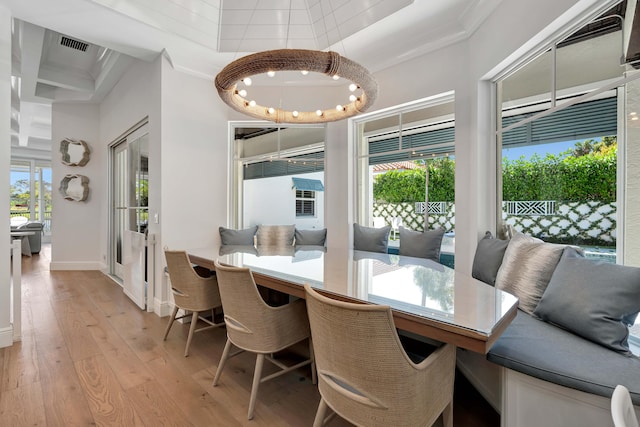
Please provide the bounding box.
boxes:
[154,299,172,317]
[49,261,106,270]
[0,326,14,348]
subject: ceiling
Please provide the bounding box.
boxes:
[4,0,505,160]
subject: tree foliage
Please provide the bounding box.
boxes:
[373,137,617,203]
[373,157,455,203]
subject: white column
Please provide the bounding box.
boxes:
[0,5,14,348]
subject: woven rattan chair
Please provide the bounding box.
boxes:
[212,260,316,420]
[304,284,456,427]
[163,250,224,357]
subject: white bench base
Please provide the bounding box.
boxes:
[457,349,640,427]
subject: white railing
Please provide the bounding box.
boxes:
[504,200,556,216]
[414,201,448,215]
[11,240,21,342]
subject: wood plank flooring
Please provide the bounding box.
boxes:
[0,245,499,426]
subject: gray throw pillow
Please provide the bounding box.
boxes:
[256,225,295,246]
[353,223,390,253]
[294,228,327,246]
[534,255,640,355]
[494,232,566,315]
[472,231,509,286]
[398,226,444,262]
[218,245,258,256]
[219,225,257,246]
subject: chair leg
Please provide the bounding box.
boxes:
[184,311,200,357]
[247,353,265,420]
[309,337,317,385]
[163,306,179,341]
[442,400,453,427]
[213,338,232,387]
[313,398,328,427]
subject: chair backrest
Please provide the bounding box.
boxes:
[164,250,222,312]
[304,284,455,426]
[214,260,300,353]
[612,385,640,427]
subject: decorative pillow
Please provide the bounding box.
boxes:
[218,245,258,256]
[494,232,566,315]
[294,228,327,246]
[534,255,640,355]
[353,223,390,253]
[472,231,509,286]
[219,225,258,246]
[256,245,295,257]
[398,227,444,262]
[256,225,295,246]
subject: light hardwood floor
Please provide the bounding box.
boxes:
[0,244,498,426]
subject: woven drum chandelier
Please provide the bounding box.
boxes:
[215,49,378,124]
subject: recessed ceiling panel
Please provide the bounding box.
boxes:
[218,0,414,52]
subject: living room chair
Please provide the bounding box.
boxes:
[163,249,224,357]
[212,260,316,420]
[304,283,456,427]
[612,385,639,427]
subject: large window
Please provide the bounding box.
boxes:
[354,93,455,260]
[494,0,640,342]
[10,160,52,236]
[231,124,325,230]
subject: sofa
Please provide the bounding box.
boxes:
[458,231,640,427]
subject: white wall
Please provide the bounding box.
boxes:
[50,103,103,269]
[242,171,325,228]
[0,5,12,348]
[158,56,228,310]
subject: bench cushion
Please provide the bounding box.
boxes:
[487,310,640,405]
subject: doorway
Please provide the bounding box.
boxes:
[109,121,149,309]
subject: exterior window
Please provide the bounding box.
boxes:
[231,124,325,230]
[493,2,640,344]
[354,93,455,265]
[296,190,315,217]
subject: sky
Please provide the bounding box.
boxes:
[502,139,579,160]
[10,168,52,186]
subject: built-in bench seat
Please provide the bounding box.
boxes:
[457,230,640,426]
[488,310,640,404]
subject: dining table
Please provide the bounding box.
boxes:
[188,245,518,354]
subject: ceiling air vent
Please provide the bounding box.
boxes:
[59,36,89,52]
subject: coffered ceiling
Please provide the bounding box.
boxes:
[4,0,504,159]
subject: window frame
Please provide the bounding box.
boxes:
[295,189,316,217]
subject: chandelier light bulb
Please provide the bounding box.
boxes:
[249,100,256,107]
[292,110,299,117]
[349,94,357,102]
[301,70,309,75]
[268,107,275,114]
[336,105,343,111]
[316,110,323,116]
[238,89,247,97]
[349,83,358,92]
[243,77,252,86]
[332,75,340,80]
[267,71,275,77]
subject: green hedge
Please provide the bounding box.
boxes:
[373,158,455,203]
[373,146,616,203]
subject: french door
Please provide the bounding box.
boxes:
[110,122,149,309]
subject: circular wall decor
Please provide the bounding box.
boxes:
[60,138,91,166]
[60,174,90,202]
